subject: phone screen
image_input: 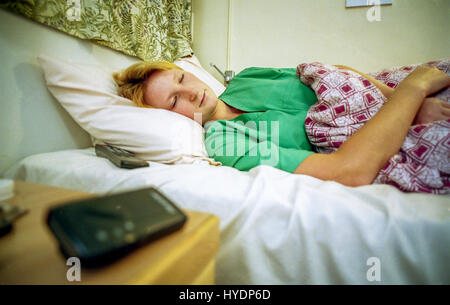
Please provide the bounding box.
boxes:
[47,187,187,265]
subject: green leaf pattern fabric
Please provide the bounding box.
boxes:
[1,0,193,62]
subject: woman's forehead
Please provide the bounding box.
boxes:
[143,69,178,107]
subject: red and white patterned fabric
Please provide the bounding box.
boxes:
[297,59,450,194]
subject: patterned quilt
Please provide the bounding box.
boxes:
[297,60,450,194]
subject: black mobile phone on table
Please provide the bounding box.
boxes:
[46,187,187,267]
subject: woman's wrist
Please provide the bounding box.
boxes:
[399,65,450,97]
[394,80,427,102]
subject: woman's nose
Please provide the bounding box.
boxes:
[181,87,198,102]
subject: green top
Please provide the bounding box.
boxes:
[204,67,318,173]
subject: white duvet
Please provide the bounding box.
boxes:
[4,148,450,284]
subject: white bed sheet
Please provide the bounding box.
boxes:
[4,148,450,284]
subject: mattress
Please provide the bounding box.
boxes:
[4,148,450,284]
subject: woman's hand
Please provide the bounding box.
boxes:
[413,97,450,125]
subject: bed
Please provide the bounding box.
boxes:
[4,147,450,284]
[1,8,449,285]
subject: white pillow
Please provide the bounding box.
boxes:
[174,56,226,98]
[37,54,223,166]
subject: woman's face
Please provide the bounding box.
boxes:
[143,69,218,124]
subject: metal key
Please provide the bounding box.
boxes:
[0,202,29,222]
[0,203,28,237]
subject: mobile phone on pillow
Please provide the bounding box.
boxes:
[47,187,187,267]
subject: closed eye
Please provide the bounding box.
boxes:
[171,73,184,108]
[172,96,177,109]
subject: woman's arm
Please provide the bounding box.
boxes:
[336,64,450,125]
[294,66,450,186]
[334,64,395,98]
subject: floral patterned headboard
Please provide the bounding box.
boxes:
[1,0,193,62]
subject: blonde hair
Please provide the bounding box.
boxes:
[112,61,182,108]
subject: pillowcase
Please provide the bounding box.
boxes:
[174,56,226,98]
[38,54,224,165]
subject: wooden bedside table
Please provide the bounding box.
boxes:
[0,180,220,285]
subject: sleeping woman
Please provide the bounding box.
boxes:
[112,61,450,191]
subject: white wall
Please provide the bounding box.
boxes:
[192,0,230,82]
[194,0,450,76]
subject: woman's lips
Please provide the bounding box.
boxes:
[200,91,205,106]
